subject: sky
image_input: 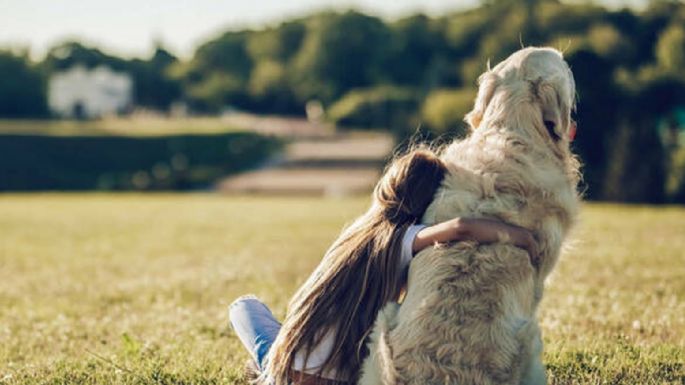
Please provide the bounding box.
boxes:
[1,0,648,61]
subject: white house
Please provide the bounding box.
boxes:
[48,65,133,119]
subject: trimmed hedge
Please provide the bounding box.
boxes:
[0,132,281,191]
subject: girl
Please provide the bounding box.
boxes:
[229,147,536,385]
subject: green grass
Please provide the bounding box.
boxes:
[0,195,683,384]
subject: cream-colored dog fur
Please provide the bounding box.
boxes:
[359,47,580,385]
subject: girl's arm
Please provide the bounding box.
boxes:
[412,217,538,263]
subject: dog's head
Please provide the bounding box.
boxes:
[465,47,576,154]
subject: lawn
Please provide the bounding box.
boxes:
[0,194,683,384]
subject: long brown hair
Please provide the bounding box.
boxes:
[263,147,447,384]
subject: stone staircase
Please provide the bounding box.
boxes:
[216,132,395,196]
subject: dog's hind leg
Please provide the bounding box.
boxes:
[358,302,400,385]
[519,325,546,385]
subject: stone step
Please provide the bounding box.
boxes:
[280,159,385,169]
[216,167,381,196]
[215,127,394,195]
[285,135,395,162]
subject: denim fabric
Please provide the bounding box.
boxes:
[228,295,281,369]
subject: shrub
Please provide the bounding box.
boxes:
[327,86,419,133]
[420,88,476,137]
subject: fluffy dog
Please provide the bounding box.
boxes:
[359,47,580,385]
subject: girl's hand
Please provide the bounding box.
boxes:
[458,218,538,264]
[413,217,539,265]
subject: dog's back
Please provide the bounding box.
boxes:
[359,47,580,385]
[361,138,561,385]
[384,138,551,385]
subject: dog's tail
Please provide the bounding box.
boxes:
[359,302,400,385]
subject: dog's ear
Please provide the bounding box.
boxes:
[465,71,499,130]
[533,78,570,142]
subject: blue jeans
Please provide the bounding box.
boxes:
[228,295,281,369]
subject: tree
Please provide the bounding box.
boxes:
[656,23,685,72]
[246,20,307,113]
[564,49,622,200]
[248,60,299,113]
[385,14,447,88]
[291,11,392,104]
[193,31,252,78]
[175,31,253,111]
[43,41,126,72]
[0,51,48,118]
[129,47,182,110]
[247,20,306,62]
